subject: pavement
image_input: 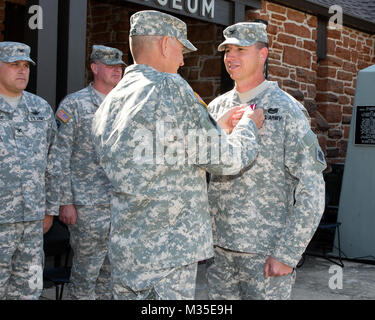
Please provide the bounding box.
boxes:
[40,254,375,300]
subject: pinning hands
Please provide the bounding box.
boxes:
[217,105,265,133]
[231,105,265,130]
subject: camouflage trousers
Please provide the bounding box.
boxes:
[207,246,296,300]
[0,220,44,300]
[112,263,198,300]
[67,205,111,300]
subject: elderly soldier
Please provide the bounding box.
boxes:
[55,45,125,300]
[91,10,264,300]
[206,22,327,300]
[0,42,60,299]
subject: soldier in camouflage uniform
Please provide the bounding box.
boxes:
[206,22,327,300]
[55,45,125,300]
[0,42,60,299]
[91,10,265,300]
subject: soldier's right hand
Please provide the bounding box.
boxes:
[59,204,78,225]
[247,108,265,130]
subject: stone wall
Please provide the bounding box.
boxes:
[1,0,374,165]
[247,0,375,164]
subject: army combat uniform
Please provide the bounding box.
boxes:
[55,84,111,299]
[206,23,327,300]
[0,42,60,300]
[91,10,261,300]
[54,45,125,300]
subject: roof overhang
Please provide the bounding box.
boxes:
[271,0,375,34]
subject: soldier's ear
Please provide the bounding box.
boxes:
[91,62,98,76]
[160,36,169,57]
[260,47,268,63]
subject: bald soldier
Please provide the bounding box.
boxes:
[206,22,327,300]
[55,45,125,300]
[0,42,60,299]
[91,10,264,300]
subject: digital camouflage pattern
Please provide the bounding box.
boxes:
[91,63,260,294]
[55,83,112,299]
[218,22,268,52]
[0,221,44,300]
[208,81,326,268]
[112,263,197,300]
[0,41,35,65]
[55,83,112,205]
[67,205,112,300]
[207,246,296,300]
[0,90,60,300]
[0,92,60,223]
[90,45,126,66]
[130,10,197,53]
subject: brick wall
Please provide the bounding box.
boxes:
[87,0,375,165]
[86,0,223,103]
[0,0,26,41]
[2,0,373,165]
[86,0,133,83]
[180,18,224,103]
[247,0,375,165]
[0,1,4,42]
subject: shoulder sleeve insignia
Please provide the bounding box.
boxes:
[194,92,208,109]
[56,109,71,124]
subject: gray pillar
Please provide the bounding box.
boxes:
[233,2,245,23]
[66,0,87,95]
[35,0,58,108]
[24,0,58,108]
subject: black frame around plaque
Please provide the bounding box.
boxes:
[354,106,375,145]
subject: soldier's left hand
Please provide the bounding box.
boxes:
[43,214,54,234]
[217,106,244,133]
[264,256,293,278]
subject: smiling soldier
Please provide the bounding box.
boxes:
[206,22,327,300]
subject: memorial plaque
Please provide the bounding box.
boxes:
[355,106,375,145]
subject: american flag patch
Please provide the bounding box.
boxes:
[56,109,71,123]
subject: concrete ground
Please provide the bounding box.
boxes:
[196,255,375,300]
[41,255,375,300]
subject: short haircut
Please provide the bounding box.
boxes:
[130,35,163,60]
[255,42,268,50]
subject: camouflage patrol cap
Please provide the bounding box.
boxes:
[0,41,36,65]
[218,22,268,52]
[129,10,197,54]
[90,45,126,66]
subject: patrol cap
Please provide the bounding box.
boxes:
[218,22,268,52]
[129,10,197,54]
[0,41,36,65]
[90,45,126,66]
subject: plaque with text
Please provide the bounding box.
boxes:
[355,106,375,145]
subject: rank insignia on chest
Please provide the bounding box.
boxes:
[56,109,71,123]
[194,92,208,109]
[267,108,279,114]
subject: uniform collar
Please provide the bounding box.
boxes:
[0,92,26,113]
[88,83,104,108]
